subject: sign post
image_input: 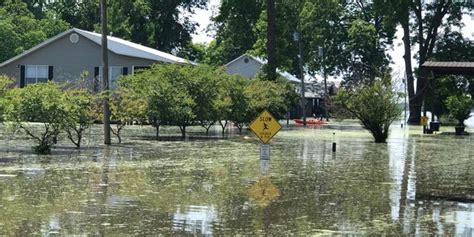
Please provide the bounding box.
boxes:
[260,144,270,160]
[249,110,282,160]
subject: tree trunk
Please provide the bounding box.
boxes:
[237,124,244,134]
[180,125,186,139]
[116,132,122,144]
[76,134,82,148]
[265,0,277,80]
[400,9,419,125]
[219,120,228,136]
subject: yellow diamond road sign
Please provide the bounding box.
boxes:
[249,110,282,144]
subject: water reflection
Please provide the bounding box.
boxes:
[173,205,217,235]
[0,125,472,235]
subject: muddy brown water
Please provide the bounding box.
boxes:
[0,123,472,235]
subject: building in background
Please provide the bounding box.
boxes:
[0,28,191,90]
[224,54,339,118]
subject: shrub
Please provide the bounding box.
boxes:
[6,82,67,154]
[445,94,474,126]
[109,88,147,143]
[62,89,95,148]
[0,75,14,122]
[336,79,402,143]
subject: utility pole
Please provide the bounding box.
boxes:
[319,46,329,121]
[101,0,111,145]
[294,31,306,127]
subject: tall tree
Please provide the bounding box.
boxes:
[381,0,465,124]
[47,0,100,31]
[47,0,207,52]
[0,1,69,62]
[210,0,264,65]
[265,0,277,80]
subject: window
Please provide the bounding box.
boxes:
[98,66,124,90]
[25,65,48,85]
[132,65,151,74]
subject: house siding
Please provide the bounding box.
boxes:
[0,32,157,87]
[225,56,263,79]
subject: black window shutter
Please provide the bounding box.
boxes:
[94,67,100,92]
[48,66,53,81]
[20,65,25,88]
[122,67,128,75]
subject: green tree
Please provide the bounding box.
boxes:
[62,89,95,148]
[445,94,474,127]
[47,0,100,31]
[264,0,277,80]
[227,76,252,133]
[0,75,14,122]
[38,11,71,38]
[210,0,264,65]
[251,1,301,75]
[0,1,46,62]
[176,42,209,63]
[135,64,196,139]
[380,0,466,124]
[336,78,402,143]
[186,65,222,135]
[108,88,147,143]
[245,76,298,122]
[6,82,67,154]
[0,1,69,62]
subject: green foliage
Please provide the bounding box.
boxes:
[109,88,147,143]
[6,82,67,154]
[210,0,264,65]
[336,79,402,143]
[47,0,100,31]
[217,74,249,133]
[119,64,196,138]
[119,63,296,137]
[0,75,14,122]
[186,65,222,134]
[426,75,474,118]
[62,89,95,148]
[176,42,209,63]
[245,76,298,121]
[445,94,474,126]
[0,1,70,62]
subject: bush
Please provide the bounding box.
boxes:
[109,88,147,143]
[0,75,14,122]
[445,94,473,126]
[336,79,402,143]
[62,89,95,148]
[118,63,298,137]
[6,82,67,154]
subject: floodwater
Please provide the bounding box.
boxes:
[0,123,473,236]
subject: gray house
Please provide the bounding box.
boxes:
[0,28,190,90]
[225,54,334,118]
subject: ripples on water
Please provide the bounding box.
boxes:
[0,123,472,235]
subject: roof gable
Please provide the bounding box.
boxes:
[0,28,191,67]
[225,54,300,83]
